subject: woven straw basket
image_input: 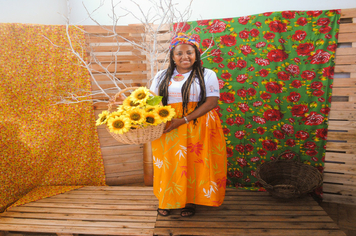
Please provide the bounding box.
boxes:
[255,150,323,199]
[106,87,165,145]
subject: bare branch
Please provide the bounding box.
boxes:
[51,0,199,105]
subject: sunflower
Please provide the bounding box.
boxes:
[130,87,150,105]
[144,112,161,126]
[156,105,176,123]
[96,111,110,126]
[123,96,143,108]
[145,105,157,113]
[127,107,145,125]
[107,116,131,134]
[108,111,123,119]
[117,106,126,113]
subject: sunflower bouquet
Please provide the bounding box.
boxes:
[96,87,176,144]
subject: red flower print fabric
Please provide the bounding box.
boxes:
[174,9,340,192]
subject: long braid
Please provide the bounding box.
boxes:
[158,50,175,106]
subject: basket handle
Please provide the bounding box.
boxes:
[277,150,301,162]
[108,86,158,112]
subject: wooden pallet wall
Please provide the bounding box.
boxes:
[323,8,356,205]
[84,25,148,185]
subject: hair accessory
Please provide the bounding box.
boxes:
[170,33,200,51]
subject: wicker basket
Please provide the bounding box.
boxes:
[106,87,166,145]
[255,150,323,199]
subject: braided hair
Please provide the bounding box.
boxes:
[158,44,206,117]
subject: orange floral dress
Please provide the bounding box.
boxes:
[152,102,227,209]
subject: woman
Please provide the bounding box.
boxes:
[150,33,227,217]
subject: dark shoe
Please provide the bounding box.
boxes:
[180,204,196,217]
[157,208,170,217]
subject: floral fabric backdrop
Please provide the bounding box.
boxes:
[174,10,340,195]
[0,23,106,212]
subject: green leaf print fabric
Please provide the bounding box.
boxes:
[174,9,341,194]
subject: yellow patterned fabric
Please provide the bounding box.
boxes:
[0,23,106,212]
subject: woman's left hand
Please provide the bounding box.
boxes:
[163,118,185,133]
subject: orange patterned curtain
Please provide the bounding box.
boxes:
[0,23,106,212]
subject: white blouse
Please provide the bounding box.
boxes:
[149,68,220,104]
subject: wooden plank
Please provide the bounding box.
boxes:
[155,221,339,229]
[88,44,136,53]
[324,162,356,175]
[341,8,356,19]
[35,198,156,205]
[100,153,142,167]
[88,55,146,62]
[328,120,356,130]
[325,152,356,163]
[323,183,356,196]
[335,47,356,56]
[339,23,356,33]
[0,218,155,229]
[1,212,155,222]
[335,65,356,73]
[155,215,332,222]
[324,173,356,185]
[326,142,356,153]
[329,110,356,120]
[0,224,153,236]
[84,25,145,34]
[96,127,115,137]
[335,55,356,65]
[330,101,356,111]
[20,202,156,211]
[332,78,356,88]
[331,88,356,96]
[6,206,156,216]
[338,33,356,43]
[86,35,143,44]
[90,63,146,73]
[106,174,144,186]
[327,132,356,141]
[98,135,125,147]
[92,73,147,81]
[100,145,143,156]
[104,161,144,174]
[91,80,148,91]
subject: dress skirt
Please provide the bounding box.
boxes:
[152,102,227,209]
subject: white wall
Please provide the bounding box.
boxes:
[1,0,356,25]
[0,0,67,25]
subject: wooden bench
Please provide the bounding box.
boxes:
[0,186,346,236]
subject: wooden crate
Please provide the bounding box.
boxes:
[84,25,148,186]
[324,8,356,205]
